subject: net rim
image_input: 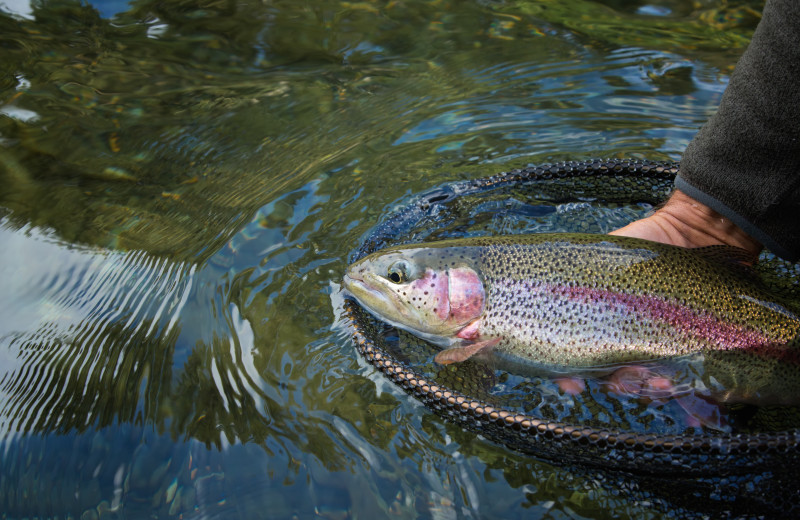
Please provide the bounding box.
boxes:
[345,158,800,473]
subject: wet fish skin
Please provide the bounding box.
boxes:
[343,233,800,404]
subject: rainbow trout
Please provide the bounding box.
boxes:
[343,233,800,404]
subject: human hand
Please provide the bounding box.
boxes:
[609,189,763,264]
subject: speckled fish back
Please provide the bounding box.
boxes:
[465,234,800,368]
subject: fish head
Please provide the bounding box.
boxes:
[343,246,485,342]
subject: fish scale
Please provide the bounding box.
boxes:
[475,235,797,356]
[343,233,800,404]
[481,279,679,366]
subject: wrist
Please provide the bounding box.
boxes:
[655,190,762,255]
[609,189,763,263]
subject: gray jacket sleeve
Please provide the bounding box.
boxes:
[677,0,800,261]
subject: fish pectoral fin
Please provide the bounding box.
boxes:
[434,337,501,365]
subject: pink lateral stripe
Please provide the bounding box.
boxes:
[547,284,780,352]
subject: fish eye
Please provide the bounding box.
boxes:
[387,260,411,284]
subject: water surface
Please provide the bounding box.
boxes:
[0,0,769,517]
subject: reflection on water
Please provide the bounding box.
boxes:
[0,224,188,434]
[0,0,779,518]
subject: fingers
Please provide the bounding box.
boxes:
[606,365,674,399]
[554,376,586,395]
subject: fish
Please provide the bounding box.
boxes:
[343,233,800,405]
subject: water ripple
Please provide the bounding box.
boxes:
[0,221,193,435]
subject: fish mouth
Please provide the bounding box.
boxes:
[342,274,371,297]
[342,273,397,313]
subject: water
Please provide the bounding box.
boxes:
[0,0,772,518]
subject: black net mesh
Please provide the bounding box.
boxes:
[344,159,800,516]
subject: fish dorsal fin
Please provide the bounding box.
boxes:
[692,245,758,275]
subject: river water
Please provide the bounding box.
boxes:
[0,0,768,518]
